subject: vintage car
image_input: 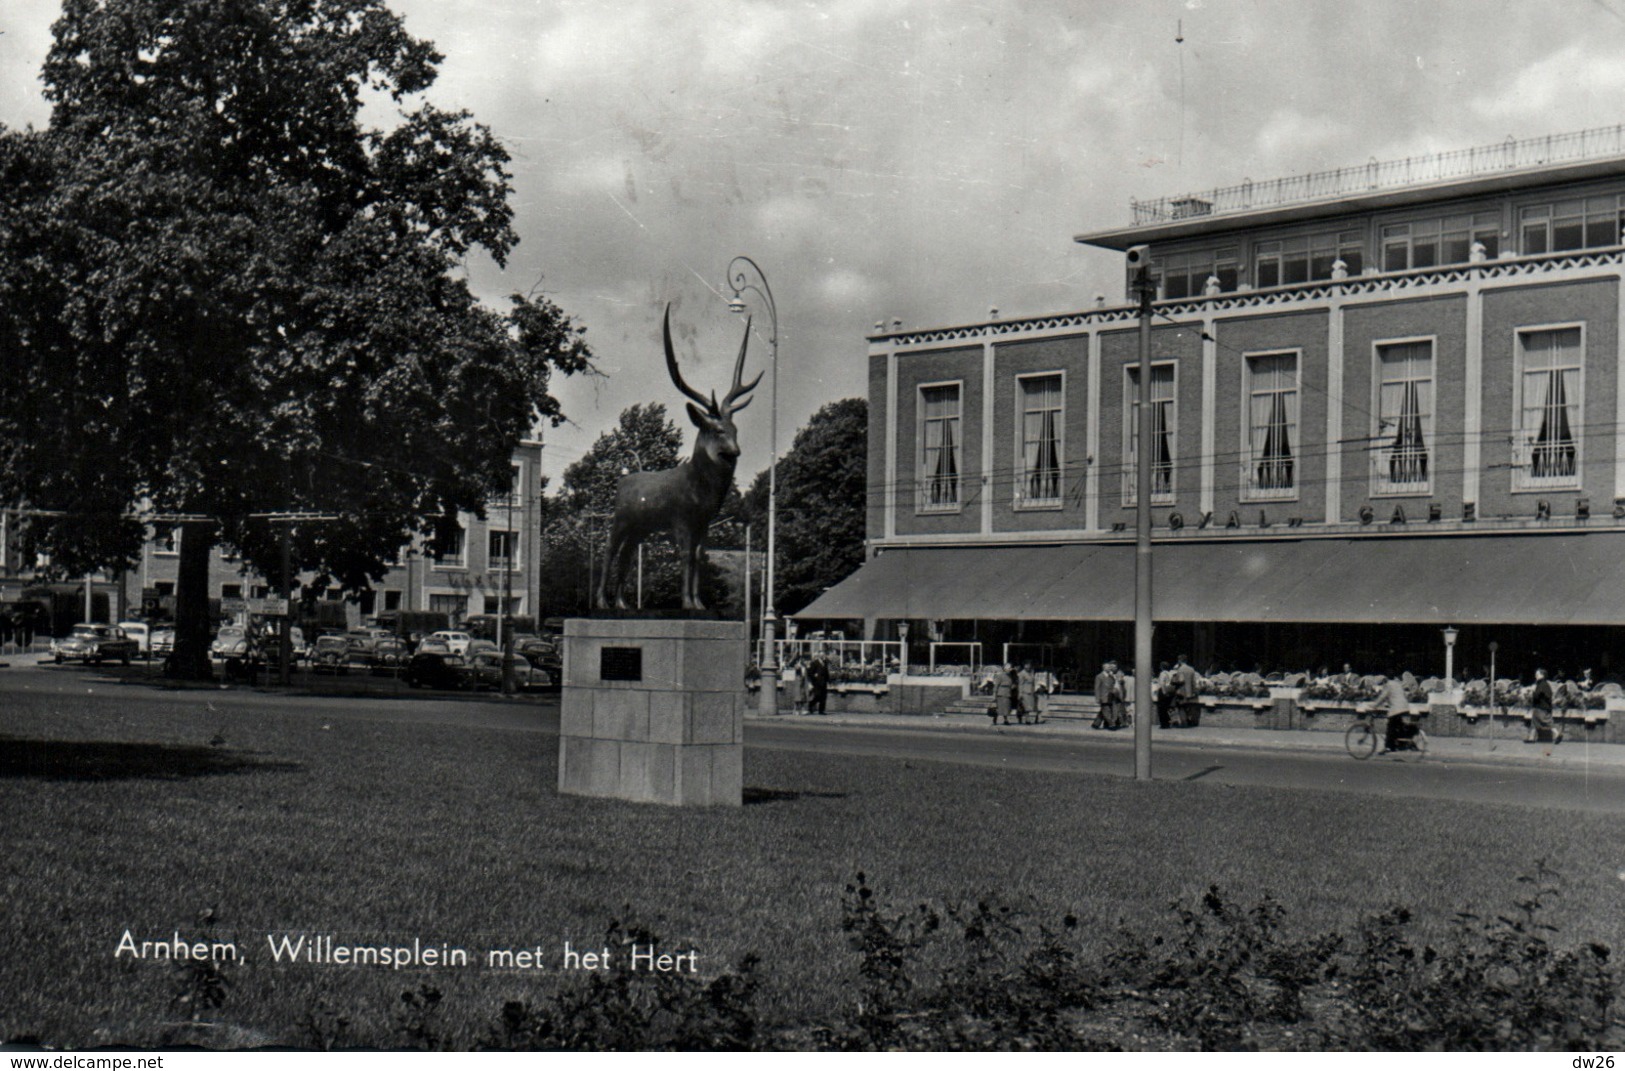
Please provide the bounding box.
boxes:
[429,630,473,655]
[465,651,552,692]
[117,621,153,654]
[369,637,409,674]
[517,637,562,686]
[402,651,467,690]
[253,626,307,667]
[413,635,453,657]
[210,625,251,660]
[150,628,175,656]
[310,634,353,674]
[50,623,139,665]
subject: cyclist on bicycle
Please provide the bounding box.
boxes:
[1369,672,1417,753]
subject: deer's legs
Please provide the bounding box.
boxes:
[610,535,638,610]
[597,525,626,609]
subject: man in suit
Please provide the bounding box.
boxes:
[807,653,830,715]
[1527,667,1560,744]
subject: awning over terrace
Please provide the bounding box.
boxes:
[794,532,1625,626]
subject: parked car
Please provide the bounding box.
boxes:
[460,651,553,692]
[210,625,251,660]
[517,637,562,684]
[254,626,307,667]
[310,634,352,674]
[430,630,473,655]
[150,628,175,657]
[462,651,506,691]
[403,652,467,690]
[465,639,500,658]
[51,623,139,665]
[117,621,152,655]
[413,635,452,657]
[340,627,396,665]
[370,638,409,674]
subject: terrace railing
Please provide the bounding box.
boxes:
[1130,125,1625,226]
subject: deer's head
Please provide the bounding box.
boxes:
[663,304,761,471]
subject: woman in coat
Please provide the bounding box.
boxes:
[993,663,1015,725]
[1017,662,1040,724]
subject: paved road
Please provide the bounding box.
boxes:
[746,719,1625,813]
[5,658,1622,813]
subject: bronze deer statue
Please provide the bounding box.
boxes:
[595,305,761,610]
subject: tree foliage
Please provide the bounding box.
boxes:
[0,0,591,675]
[742,398,867,617]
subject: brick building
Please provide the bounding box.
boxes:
[800,126,1625,681]
[0,437,545,634]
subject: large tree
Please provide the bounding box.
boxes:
[743,398,867,617]
[0,0,590,677]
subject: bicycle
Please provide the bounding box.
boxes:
[1345,709,1428,760]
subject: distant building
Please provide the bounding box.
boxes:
[0,437,544,632]
[801,125,1625,679]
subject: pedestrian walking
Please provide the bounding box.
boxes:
[1155,660,1174,728]
[1094,659,1123,729]
[1174,654,1200,727]
[1527,667,1561,744]
[807,653,830,715]
[1018,662,1039,725]
[784,655,806,715]
[994,663,1014,725]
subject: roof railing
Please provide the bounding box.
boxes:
[1130,124,1625,225]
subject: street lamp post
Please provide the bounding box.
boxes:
[500,487,516,695]
[727,256,780,717]
[1442,626,1459,686]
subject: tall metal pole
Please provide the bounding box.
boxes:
[501,491,515,694]
[280,522,293,686]
[744,522,752,667]
[1134,266,1155,782]
[728,257,780,717]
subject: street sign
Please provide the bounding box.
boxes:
[261,597,289,616]
[221,598,247,614]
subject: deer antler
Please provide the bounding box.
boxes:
[663,304,713,411]
[723,315,764,415]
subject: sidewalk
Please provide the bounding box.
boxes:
[747,707,1625,772]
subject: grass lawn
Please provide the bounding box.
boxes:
[3,687,1624,1048]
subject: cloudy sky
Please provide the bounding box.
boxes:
[5,0,1625,483]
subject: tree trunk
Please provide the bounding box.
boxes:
[168,520,217,681]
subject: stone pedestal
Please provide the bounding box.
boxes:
[558,617,744,807]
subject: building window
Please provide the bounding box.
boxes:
[154,528,180,556]
[221,584,242,599]
[154,582,175,597]
[1255,231,1362,288]
[1155,248,1239,299]
[384,590,402,612]
[1374,341,1434,494]
[1520,196,1622,256]
[918,383,962,511]
[1016,374,1063,507]
[488,529,518,569]
[1382,213,1499,271]
[429,593,467,619]
[1123,363,1176,505]
[1514,326,1583,489]
[1244,352,1299,500]
[433,523,465,566]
